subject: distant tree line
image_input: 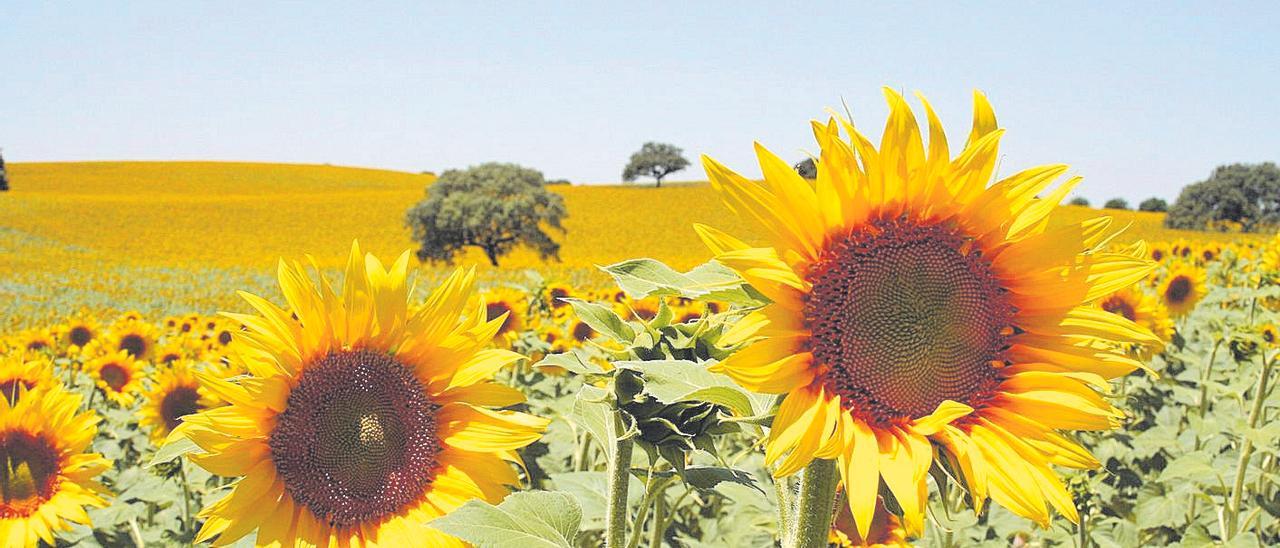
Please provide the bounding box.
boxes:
[0,149,8,192]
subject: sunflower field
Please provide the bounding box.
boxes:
[2,91,1278,548]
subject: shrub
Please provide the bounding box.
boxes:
[1069,196,1090,207]
[405,162,566,266]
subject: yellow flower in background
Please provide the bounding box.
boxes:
[176,243,548,546]
[61,315,99,351]
[86,351,144,406]
[697,89,1157,536]
[106,319,156,361]
[480,286,528,346]
[1159,264,1206,317]
[1260,324,1279,346]
[140,361,220,444]
[0,386,111,546]
[0,356,55,404]
[18,329,56,355]
[1098,286,1172,353]
[831,496,909,547]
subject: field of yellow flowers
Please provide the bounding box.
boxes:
[0,161,1256,330]
[2,157,1278,547]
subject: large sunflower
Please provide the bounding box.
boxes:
[0,386,111,545]
[175,242,548,546]
[140,361,220,444]
[698,89,1158,537]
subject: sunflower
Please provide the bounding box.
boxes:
[830,495,908,547]
[1159,264,1206,317]
[1098,287,1171,353]
[569,318,597,344]
[697,89,1157,537]
[1261,324,1279,346]
[1148,243,1168,264]
[544,282,575,314]
[480,286,528,345]
[86,351,144,406]
[0,356,55,404]
[0,386,111,545]
[107,319,156,361]
[140,362,219,444]
[61,315,99,351]
[174,243,548,546]
[19,329,56,355]
[154,340,191,366]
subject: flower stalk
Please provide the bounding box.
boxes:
[605,409,635,548]
[789,458,839,548]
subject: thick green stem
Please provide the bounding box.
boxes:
[605,412,634,548]
[789,458,839,548]
[774,474,795,544]
[1226,355,1274,538]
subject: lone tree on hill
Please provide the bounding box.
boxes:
[1104,198,1130,210]
[1139,197,1168,212]
[1166,163,1280,232]
[405,162,566,266]
[622,142,689,187]
[1069,196,1090,207]
[0,149,8,192]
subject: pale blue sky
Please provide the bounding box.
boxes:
[3,2,1278,202]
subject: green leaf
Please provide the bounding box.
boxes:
[564,299,634,342]
[427,491,581,548]
[146,433,203,468]
[533,350,605,376]
[549,471,644,530]
[614,360,766,417]
[600,258,767,306]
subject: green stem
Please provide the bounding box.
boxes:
[648,491,668,547]
[605,412,634,548]
[1226,354,1275,538]
[789,459,839,548]
[179,460,193,535]
[774,474,795,544]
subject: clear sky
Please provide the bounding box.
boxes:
[3,2,1278,202]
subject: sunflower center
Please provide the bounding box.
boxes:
[1100,295,1137,321]
[269,349,440,529]
[804,217,1012,424]
[0,431,60,519]
[1165,276,1191,304]
[160,386,202,431]
[217,331,233,346]
[69,326,93,347]
[118,334,147,357]
[25,340,47,352]
[486,302,515,334]
[571,321,595,342]
[99,363,129,391]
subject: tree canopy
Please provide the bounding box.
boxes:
[0,149,8,192]
[1138,197,1168,212]
[405,162,566,266]
[1165,163,1280,232]
[622,142,690,187]
[1104,198,1130,210]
